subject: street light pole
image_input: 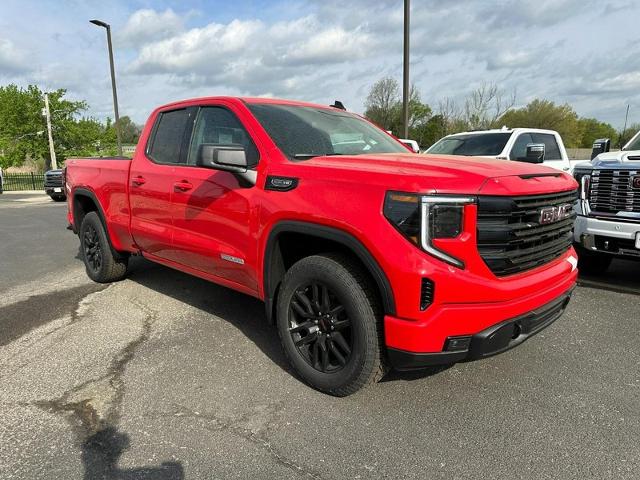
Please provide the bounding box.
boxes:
[402,0,410,139]
[43,93,58,170]
[90,19,123,157]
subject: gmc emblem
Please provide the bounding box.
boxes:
[539,204,573,225]
[632,176,640,189]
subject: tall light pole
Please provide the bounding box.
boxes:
[90,19,123,156]
[402,0,410,139]
[43,93,58,170]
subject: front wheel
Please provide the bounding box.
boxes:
[276,254,386,396]
[80,212,128,283]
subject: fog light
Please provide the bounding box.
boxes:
[444,335,472,352]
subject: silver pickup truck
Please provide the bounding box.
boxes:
[573,131,640,273]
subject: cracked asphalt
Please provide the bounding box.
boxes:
[1,192,639,479]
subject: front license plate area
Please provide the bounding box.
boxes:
[54,188,62,193]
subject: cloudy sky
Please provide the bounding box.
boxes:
[1,0,639,127]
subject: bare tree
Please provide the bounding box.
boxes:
[463,83,516,130]
[437,97,462,136]
[364,77,401,131]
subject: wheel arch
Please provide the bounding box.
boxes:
[72,187,124,257]
[262,221,396,323]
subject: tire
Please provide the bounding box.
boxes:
[576,246,612,275]
[276,253,387,396]
[80,212,128,283]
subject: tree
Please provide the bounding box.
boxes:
[364,77,432,146]
[463,83,516,130]
[498,99,582,147]
[618,122,640,148]
[114,116,142,145]
[364,77,401,132]
[0,84,116,169]
[577,118,617,148]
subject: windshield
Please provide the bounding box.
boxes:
[427,133,511,156]
[247,103,409,159]
[624,131,640,151]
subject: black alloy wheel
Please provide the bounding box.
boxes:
[83,224,103,273]
[288,282,353,373]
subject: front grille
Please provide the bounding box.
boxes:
[476,190,578,276]
[44,171,63,188]
[589,169,640,214]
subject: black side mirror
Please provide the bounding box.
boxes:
[591,138,610,159]
[519,143,545,163]
[197,144,248,172]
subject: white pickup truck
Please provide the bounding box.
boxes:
[572,130,640,272]
[426,127,573,173]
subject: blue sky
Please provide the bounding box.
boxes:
[1,0,639,129]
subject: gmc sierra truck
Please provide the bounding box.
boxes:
[65,97,579,396]
[573,131,640,272]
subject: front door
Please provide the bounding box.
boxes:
[129,107,194,259]
[169,105,260,291]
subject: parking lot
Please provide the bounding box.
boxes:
[1,192,639,479]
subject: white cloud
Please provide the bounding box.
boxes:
[0,38,29,75]
[119,8,185,47]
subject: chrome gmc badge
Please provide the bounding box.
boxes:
[539,204,573,225]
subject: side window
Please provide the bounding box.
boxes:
[147,109,190,164]
[510,133,533,160]
[187,107,259,167]
[532,133,562,161]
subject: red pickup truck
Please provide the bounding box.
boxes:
[65,97,578,396]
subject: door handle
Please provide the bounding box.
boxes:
[131,176,146,186]
[173,181,193,192]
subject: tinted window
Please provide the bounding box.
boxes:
[509,133,534,160]
[148,109,190,164]
[532,133,562,160]
[427,133,511,156]
[248,104,408,159]
[187,107,259,167]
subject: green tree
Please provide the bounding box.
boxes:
[618,122,640,148]
[576,118,617,148]
[0,84,93,169]
[113,116,142,145]
[498,99,582,147]
[364,77,432,147]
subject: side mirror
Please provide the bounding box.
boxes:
[591,138,610,159]
[520,143,545,163]
[197,144,248,172]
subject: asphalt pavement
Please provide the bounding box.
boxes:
[0,191,638,479]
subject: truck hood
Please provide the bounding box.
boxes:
[291,153,577,195]
[579,150,640,169]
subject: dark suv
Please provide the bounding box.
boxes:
[44,169,65,201]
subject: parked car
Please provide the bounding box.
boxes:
[44,169,66,201]
[65,97,578,396]
[426,127,572,172]
[572,131,640,273]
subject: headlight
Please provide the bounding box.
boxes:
[384,192,475,268]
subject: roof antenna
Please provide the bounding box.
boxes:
[330,100,346,110]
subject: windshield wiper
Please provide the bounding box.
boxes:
[293,153,344,160]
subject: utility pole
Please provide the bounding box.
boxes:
[402,0,411,139]
[620,104,630,148]
[43,93,58,170]
[90,19,123,156]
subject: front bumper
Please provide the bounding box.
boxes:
[574,215,640,258]
[388,286,574,370]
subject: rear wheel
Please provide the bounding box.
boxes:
[276,253,386,396]
[80,212,128,283]
[576,246,612,275]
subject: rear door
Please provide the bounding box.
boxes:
[129,107,195,258]
[169,104,261,291]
